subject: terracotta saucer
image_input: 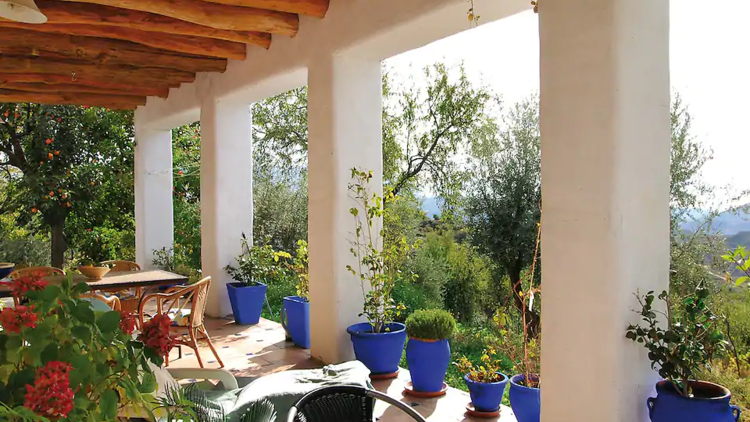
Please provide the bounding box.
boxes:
[465,402,501,418]
[370,369,400,380]
[403,381,448,398]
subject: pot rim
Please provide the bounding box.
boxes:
[0,263,14,269]
[409,337,448,343]
[228,281,267,288]
[656,380,731,401]
[464,372,509,385]
[510,373,541,391]
[283,295,310,303]
[347,322,406,337]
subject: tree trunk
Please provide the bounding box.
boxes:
[50,218,67,268]
[509,272,541,338]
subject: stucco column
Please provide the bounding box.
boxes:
[307,54,383,364]
[539,1,670,422]
[134,112,174,269]
[200,96,254,318]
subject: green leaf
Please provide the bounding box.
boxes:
[72,325,93,344]
[736,276,749,286]
[139,372,157,393]
[100,389,118,420]
[73,282,91,295]
[5,337,21,364]
[40,284,63,303]
[71,301,96,323]
[97,310,121,333]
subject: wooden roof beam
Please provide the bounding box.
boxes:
[201,0,329,18]
[0,28,227,73]
[0,89,146,110]
[31,0,272,45]
[0,74,174,97]
[0,22,250,60]
[54,0,299,35]
[0,82,169,99]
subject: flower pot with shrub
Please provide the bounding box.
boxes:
[225,233,291,325]
[345,168,417,377]
[455,348,510,413]
[626,283,739,422]
[405,309,456,394]
[282,240,311,348]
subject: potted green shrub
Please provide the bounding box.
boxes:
[455,348,510,415]
[225,233,291,325]
[345,168,417,378]
[626,282,739,422]
[405,309,456,396]
[282,240,310,349]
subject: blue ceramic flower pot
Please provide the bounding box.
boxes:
[406,338,450,392]
[509,374,541,422]
[226,282,266,325]
[347,322,406,375]
[648,380,740,422]
[0,263,14,279]
[464,373,509,413]
[281,296,310,349]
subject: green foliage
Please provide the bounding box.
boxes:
[723,245,750,286]
[253,171,308,254]
[626,283,727,397]
[0,238,49,268]
[173,199,202,271]
[225,233,292,287]
[152,247,202,284]
[699,361,750,415]
[291,240,309,301]
[405,309,456,340]
[75,225,135,264]
[346,169,417,333]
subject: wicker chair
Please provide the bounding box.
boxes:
[9,267,65,306]
[101,260,141,272]
[100,260,142,311]
[287,385,427,422]
[138,276,223,368]
[80,293,121,311]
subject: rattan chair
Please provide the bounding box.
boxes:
[100,260,142,311]
[138,276,223,368]
[101,260,141,272]
[80,293,121,311]
[9,267,65,306]
[287,385,426,422]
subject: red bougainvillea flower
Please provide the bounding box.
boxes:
[24,361,75,418]
[0,305,39,334]
[119,310,137,336]
[1,273,48,300]
[138,314,176,358]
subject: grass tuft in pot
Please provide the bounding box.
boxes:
[406,309,456,340]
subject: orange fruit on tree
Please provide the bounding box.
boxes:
[31,207,37,213]
[49,191,54,196]
[54,150,60,156]
[45,139,52,145]
[48,153,53,159]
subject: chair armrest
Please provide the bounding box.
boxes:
[167,368,239,390]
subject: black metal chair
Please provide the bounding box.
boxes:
[287,385,427,422]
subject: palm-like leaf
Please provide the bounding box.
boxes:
[239,399,277,422]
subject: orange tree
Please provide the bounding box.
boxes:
[0,103,134,267]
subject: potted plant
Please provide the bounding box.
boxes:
[455,348,510,415]
[345,168,416,377]
[282,240,311,349]
[405,309,456,396]
[0,272,170,420]
[225,233,291,325]
[626,283,739,422]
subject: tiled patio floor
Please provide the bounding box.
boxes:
[168,317,517,422]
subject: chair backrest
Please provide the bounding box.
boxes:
[101,260,141,272]
[80,293,122,311]
[287,386,426,422]
[190,277,211,328]
[9,266,65,279]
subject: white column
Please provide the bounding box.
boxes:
[134,112,174,269]
[200,96,254,318]
[308,53,383,364]
[539,2,670,422]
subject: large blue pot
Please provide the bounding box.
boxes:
[510,374,541,422]
[281,296,310,349]
[226,282,266,325]
[0,263,14,279]
[648,380,740,422]
[406,338,450,392]
[464,373,509,413]
[347,322,406,375]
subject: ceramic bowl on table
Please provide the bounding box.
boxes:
[78,266,110,280]
[0,263,14,279]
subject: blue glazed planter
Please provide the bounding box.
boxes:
[406,338,450,392]
[464,373,509,413]
[0,263,14,279]
[648,380,740,422]
[226,282,267,325]
[347,322,406,375]
[510,374,541,422]
[281,296,310,349]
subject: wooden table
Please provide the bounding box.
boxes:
[0,270,188,298]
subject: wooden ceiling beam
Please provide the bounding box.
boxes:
[0,28,227,73]
[200,0,329,18]
[54,0,299,35]
[0,82,169,99]
[0,89,145,110]
[0,22,249,60]
[0,57,195,85]
[0,74,174,97]
[31,0,271,46]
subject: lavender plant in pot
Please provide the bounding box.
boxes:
[626,283,738,422]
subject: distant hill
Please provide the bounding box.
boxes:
[681,209,750,236]
[420,197,442,219]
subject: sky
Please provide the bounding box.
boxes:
[385,1,750,207]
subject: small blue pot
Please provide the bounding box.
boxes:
[406,338,450,392]
[226,282,266,325]
[464,373,509,413]
[509,374,541,422]
[648,380,740,422]
[347,322,406,375]
[281,296,310,349]
[0,263,15,279]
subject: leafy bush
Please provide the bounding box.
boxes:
[0,237,49,267]
[152,247,202,284]
[393,281,442,321]
[253,171,308,254]
[406,309,456,340]
[76,226,134,264]
[444,242,492,323]
[225,233,292,287]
